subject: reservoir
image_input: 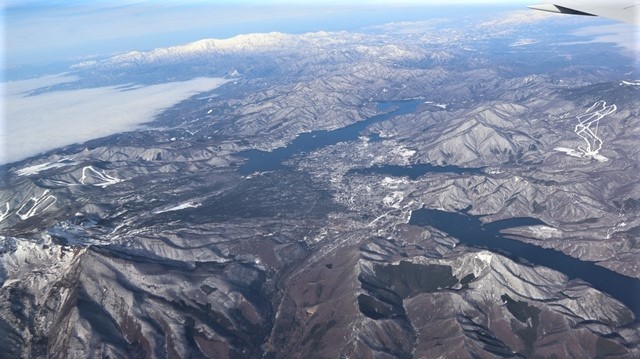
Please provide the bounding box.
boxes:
[238,99,422,174]
[410,207,640,322]
[239,98,639,322]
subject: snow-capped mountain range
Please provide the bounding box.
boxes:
[73,31,425,69]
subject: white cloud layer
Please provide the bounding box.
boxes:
[1,76,228,164]
[573,23,640,54]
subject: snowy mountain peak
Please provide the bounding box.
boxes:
[72,30,427,70]
[88,32,322,68]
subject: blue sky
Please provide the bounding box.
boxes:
[3,0,530,70]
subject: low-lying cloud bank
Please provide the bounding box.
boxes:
[2,75,228,164]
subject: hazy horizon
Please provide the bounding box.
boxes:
[4,1,529,72]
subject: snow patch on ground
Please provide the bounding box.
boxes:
[377,131,394,139]
[607,221,628,239]
[0,203,10,223]
[392,145,416,164]
[555,147,609,162]
[424,101,447,109]
[591,153,609,162]
[16,190,57,220]
[381,176,408,189]
[529,225,562,239]
[554,147,584,158]
[154,201,201,214]
[15,158,76,176]
[399,148,416,159]
[383,192,404,208]
[472,251,493,278]
[621,80,640,86]
[476,251,493,266]
[79,166,123,188]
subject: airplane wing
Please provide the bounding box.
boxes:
[528,1,639,24]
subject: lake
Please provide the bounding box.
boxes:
[239,99,639,322]
[410,207,640,322]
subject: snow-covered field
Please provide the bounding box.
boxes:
[15,159,77,176]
